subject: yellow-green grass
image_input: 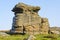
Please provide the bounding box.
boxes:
[0,34,60,40]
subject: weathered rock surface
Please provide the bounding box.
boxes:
[10,3,50,34]
[0,32,9,36]
[27,35,36,40]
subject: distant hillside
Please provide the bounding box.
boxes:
[0,30,10,32]
[50,27,60,32]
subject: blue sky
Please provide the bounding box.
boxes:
[0,0,60,30]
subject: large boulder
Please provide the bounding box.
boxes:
[10,3,50,35]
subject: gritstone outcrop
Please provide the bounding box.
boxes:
[10,3,50,35]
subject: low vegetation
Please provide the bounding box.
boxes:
[35,34,60,40]
[0,34,60,40]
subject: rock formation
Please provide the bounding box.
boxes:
[10,3,50,34]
